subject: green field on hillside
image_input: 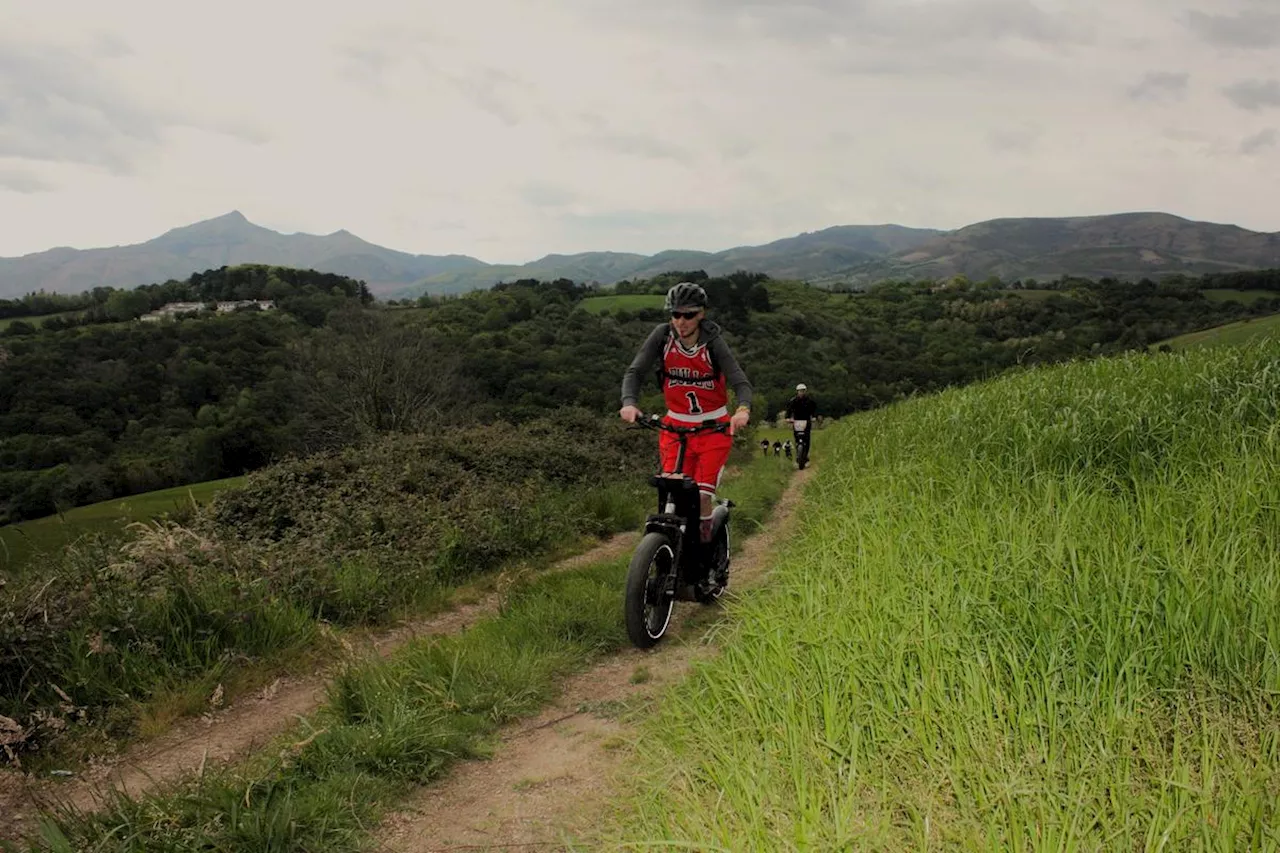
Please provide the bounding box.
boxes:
[1152,311,1280,351]
[605,338,1280,850]
[577,294,664,314]
[0,476,245,574]
[0,310,84,331]
[1203,288,1277,304]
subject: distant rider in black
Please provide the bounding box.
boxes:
[785,383,817,466]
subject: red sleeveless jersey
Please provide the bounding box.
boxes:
[661,335,728,421]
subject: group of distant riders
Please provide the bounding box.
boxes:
[620,281,815,540]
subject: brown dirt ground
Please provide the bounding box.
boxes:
[375,467,813,853]
[0,531,640,845]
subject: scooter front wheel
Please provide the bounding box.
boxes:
[624,532,677,648]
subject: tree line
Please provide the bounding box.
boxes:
[1,265,1277,523]
[0,265,372,334]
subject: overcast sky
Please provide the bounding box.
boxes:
[1,0,1277,263]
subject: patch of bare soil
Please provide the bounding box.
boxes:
[0,532,640,845]
[376,468,813,852]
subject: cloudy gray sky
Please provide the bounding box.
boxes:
[1,0,1277,262]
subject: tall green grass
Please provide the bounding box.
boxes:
[603,340,1280,850]
[15,560,631,853]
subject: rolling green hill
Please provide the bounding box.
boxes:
[607,335,1280,849]
[0,476,244,575]
[1150,311,1280,351]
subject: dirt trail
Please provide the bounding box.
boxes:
[0,532,639,845]
[376,467,813,853]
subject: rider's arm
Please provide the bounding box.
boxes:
[709,336,753,411]
[620,324,668,408]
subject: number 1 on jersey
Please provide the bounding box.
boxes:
[684,391,703,414]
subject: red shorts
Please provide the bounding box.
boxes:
[658,417,733,497]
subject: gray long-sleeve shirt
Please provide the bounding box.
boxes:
[620,320,753,410]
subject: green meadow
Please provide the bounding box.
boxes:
[577,294,665,314]
[604,337,1280,850]
[0,476,245,575]
[1152,311,1280,352]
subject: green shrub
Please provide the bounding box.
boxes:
[0,409,653,761]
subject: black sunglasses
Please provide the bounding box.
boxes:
[670,310,700,319]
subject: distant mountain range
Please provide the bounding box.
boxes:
[2,210,1278,301]
[0,212,483,300]
[849,212,1280,287]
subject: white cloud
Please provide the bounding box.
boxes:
[0,0,1277,266]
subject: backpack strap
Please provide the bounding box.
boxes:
[654,324,722,389]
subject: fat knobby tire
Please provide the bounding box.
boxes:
[624,531,675,648]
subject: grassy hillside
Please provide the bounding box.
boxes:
[0,311,85,332]
[1151,311,1280,351]
[605,338,1280,849]
[0,476,244,575]
[577,293,665,314]
[1203,288,1277,304]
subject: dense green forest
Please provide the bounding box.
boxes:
[1,264,1278,524]
[413,268,1280,420]
[0,267,376,522]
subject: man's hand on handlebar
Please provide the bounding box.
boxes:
[619,405,641,423]
[730,407,750,434]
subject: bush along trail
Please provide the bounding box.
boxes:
[596,338,1280,851]
[0,412,656,834]
[1,424,797,851]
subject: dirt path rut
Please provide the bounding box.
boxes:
[376,467,813,852]
[0,532,640,844]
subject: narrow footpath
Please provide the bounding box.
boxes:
[376,467,813,852]
[0,532,640,845]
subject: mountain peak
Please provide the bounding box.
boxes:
[198,210,257,230]
[155,210,261,239]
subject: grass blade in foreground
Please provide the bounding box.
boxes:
[603,340,1280,851]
